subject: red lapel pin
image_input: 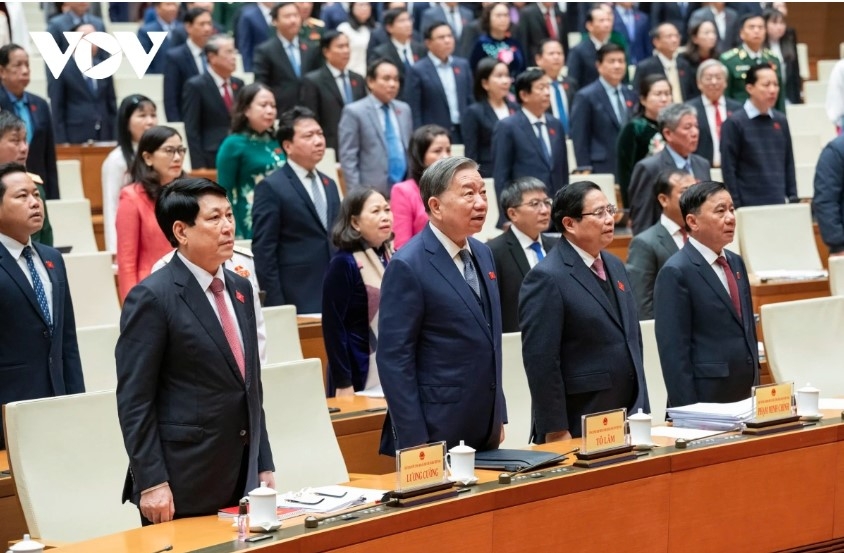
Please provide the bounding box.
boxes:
[625,99,633,108]
[773,122,781,130]
[488,271,496,280]
[617,281,625,291]
[351,79,358,87]
[322,176,329,186]
[235,291,245,304]
[45,260,54,269]
[736,272,741,280]
[548,127,556,136]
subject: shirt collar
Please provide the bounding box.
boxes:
[510,224,540,247]
[598,76,622,96]
[6,88,26,103]
[688,235,724,262]
[590,35,607,50]
[703,95,725,109]
[429,221,472,258]
[428,51,452,67]
[326,63,344,77]
[156,15,174,31]
[286,158,315,183]
[742,43,762,58]
[279,34,298,49]
[206,67,226,87]
[521,107,546,125]
[660,213,682,237]
[391,37,411,51]
[176,251,226,292]
[186,39,203,58]
[743,99,768,118]
[665,144,689,168]
[656,51,677,66]
[0,231,31,260]
[565,237,599,266]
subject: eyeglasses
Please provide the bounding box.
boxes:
[158,146,187,158]
[517,198,553,210]
[580,205,618,218]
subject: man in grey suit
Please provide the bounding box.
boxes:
[628,104,711,235]
[338,59,412,195]
[626,169,696,320]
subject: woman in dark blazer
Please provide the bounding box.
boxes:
[764,8,802,105]
[462,58,516,178]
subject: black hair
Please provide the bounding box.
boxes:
[230,82,275,134]
[331,187,391,251]
[116,95,157,168]
[513,67,545,105]
[183,6,210,24]
[654,169,690,199]
[536,37,563,58]
[551,180,601,232]
[270,2,296,20]
[382,7,408,29]
[480,2,508,35]
[423,20,450,40]
[0,161,27,200]
[408,124,449,184]
[596,42,625,63]
[366,57,399,80]
[684,19,721,67]
[347,2,377,30]
[155,177,228,247]
[745,63,777,86]
[320,29,345,51]
[738,12,765,29]
[473,57,507,101]
[0,43,25,66]
[276,106,318,145]
[636,73,670,117]
[130,126,184,201]
[679,179,729,231]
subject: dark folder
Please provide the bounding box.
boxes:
[474,449,567,472]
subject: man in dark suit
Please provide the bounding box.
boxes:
[163,6,214,123]
[320,2,349,30]
[182,35,243,169]
[520,181,650,442]
[137,2,183,75]
[628,103,710,234]
[117,178,274,525]
[487,177,556,333]
[0,45,59,199]
[654,180,758,407]
[626,170,696,320]
[535,38,576,137]
[688,59,742,168]
[570,43,637,177]
[518,2,568,59]
[650,2,700,43]
[47,24,117,144]
[252,107,341,313]
[814,135,844,256]
[406,22,473,143]
[235,2,274,72]
[420,2,474,44]
[254,2,323,116]
[46,3,106,50]
[300,31,366,153]
[378,156,507,454]
[368,8,427,101]
[633,23,697,102]
[0,162,83,449]
[613,2,651,65]
[492,68,568,227]
[566,5,613,88]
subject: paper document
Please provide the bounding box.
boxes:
[754,270,828,281]
[355,385,385,398]
[667,398,753,430]
[277,485,386,513]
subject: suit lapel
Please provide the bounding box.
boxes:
[0,243,50,329]
[655,224,679,257]
[604,256,631,332]
[684,244,742,325]
[598,86,621,130]
[202,72,227,113]
[320,66,344,105]
[366,99,388,149]
[517,112,551,169]
[420,59,450,112]
[171,254,244,385]
[284,164,325,230]
[225,269,252,388]
[504,229,531,276]
[561,240,622,328]
[423,228,492,343]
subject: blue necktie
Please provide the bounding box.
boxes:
[22,246,52,332]
[287,42,301,77]
[534,121,551,163]
[342,72,353,104]
[528,241,545,261]
[200,52,208,72]
[306,171,328,228]
[382,104,406,185]
[552,82,568,135]
[457,250,480,298]
[14,98,33,145]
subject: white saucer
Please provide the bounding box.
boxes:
[799,413,823,421]
[249,520,282,532]
[632,443,657,451]
[448,475,479,485]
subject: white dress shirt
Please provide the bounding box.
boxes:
[0,232,54,318]
[429,222,473,275]
[286,158,328,209]
[522,107,552,160]
[186,38,205,74]
[567,238,599,271]
[688,236,730,293]
[391,38,414,66]
[327,62,351,102]
[511,224,544,268]
[429,52,460,124]
[703,95,726,167]
[660,214,686,251]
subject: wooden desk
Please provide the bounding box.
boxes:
[328,396,393,475]
[297,317,327,379]
[0,451,26,546]
[48,413,844,552]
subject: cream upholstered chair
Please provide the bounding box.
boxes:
[803,81,828,104]
[786,104,836,142]
[113,74,163,104]
[3,391,139,542]
[640,320,667,423]
[261,305,303,365]
[316,147,341,194]
[76,324,120,392]
[566,139,576,173]
[830,257,844,296]
[736,204,822,274]
[500,332,532,448]
[261,359,349,490]
[818,59,839,82]
[44,199,98,253]
[451,143,465,157]
[56,159,84,199]
[63,252,121,327]
[795,163,816,199]
[761,297,844,395]
[710,167,723,182]
[476,177,503,241]
[586,173,618,207]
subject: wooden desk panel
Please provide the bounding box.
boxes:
[835,440,844,538]
[328,396,393,475]
[0,452,27,546]
[297,317,327,380]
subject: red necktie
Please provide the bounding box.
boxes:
[715,257,742,320]
[210,277,246,380]
[679,228,688,243]
[544,12,557,40]
[714,103,723,139]
[222,82,233,111]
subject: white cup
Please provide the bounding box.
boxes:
[248,481,278,525]
[796,383,820,416]
[628,408,652,446]
[446,440,475,482]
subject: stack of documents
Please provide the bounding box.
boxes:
[755,269,828,281]
[277,485,386,513]
[667,398,754,431]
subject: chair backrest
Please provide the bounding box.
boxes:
[736,204,822,274]
[3,391,139,542]
[44,199,98,253]
[261,359,349,490]
[761,296,844,395]
[786,105,836,142]
[829,256,844,296]
[451,143,465,157]
[56,159,84,199]
[639,320,667,423]
[76,324,120,392]
[710,167,723,183]
[797,43,810,80]
[795,163,816,199]
[500,332,531,448]
[566,138,576,174]
[63,252,122,327]
[818,59,839,82]
[581,173,617,206]
[261,305,303,365]
[316,147,340,197]
[803,81,828,104]
[164,121,193,172]
[113,74,163,105]
[476,177,502,241]
[790,132,825,165]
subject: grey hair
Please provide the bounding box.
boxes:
[696,58,729,84]
[419,156,479,214]
[657,103,697,133]
[204,33,233,55]
[500,177,548,220]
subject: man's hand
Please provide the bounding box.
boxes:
[545,430,572,443]
[140,484,175,524]
[499,425,506,444]
[259,471,276,490]
[335,386,355,397]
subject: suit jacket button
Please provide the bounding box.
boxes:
[239,430,247,437]
[490,382,496,390]
[746,357,752,364]
[43,331,49,338]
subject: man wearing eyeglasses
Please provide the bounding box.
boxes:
[488,177,558,332]
[520,181,649,442]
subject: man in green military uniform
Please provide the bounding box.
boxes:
[720,13,784,111]
[298,2,324,47]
